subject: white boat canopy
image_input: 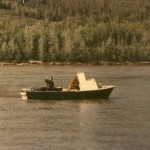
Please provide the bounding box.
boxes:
[77,72,98,91]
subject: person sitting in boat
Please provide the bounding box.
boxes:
[70,76,79,90]
[45,76,54,90]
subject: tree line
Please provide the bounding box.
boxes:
[0,0,150,63]
[1,0,150,22]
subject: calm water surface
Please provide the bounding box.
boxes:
[0,65,150,150]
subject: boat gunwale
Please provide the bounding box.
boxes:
[25,85,114,93]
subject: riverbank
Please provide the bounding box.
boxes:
[0,61,150,66]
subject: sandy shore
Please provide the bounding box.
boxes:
[0,61,150,66]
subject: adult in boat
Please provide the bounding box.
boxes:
[45,76,54,90]
[70,76,79,90]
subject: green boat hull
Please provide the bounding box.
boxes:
[21,86,114,100]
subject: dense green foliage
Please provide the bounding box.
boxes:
[0,0,150,63]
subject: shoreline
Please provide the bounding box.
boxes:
[0,61,150,66]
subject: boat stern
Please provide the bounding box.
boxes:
[20,88,30,100]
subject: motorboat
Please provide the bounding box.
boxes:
[20,72,114,100]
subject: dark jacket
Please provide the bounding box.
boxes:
[45,79,54,90]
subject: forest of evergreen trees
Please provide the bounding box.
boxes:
[0,0,150,64]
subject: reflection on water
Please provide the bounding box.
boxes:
[0,66,150,150]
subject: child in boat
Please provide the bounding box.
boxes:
[69,77,79,90]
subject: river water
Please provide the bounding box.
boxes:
[0,65,150,150]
